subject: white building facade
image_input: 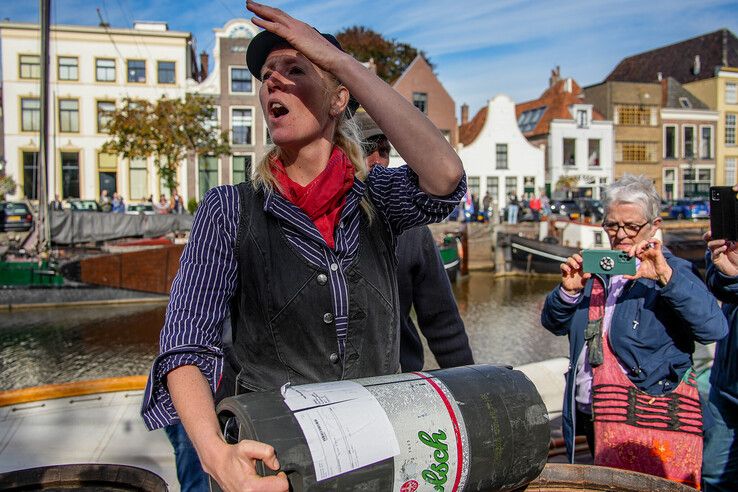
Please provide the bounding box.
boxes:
[0,21,195,203]
[548,104,614,199]
[458,95,544,209]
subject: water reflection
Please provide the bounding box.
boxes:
[0,275,566,391]
[0,305,166,390]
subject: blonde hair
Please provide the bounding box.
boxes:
[251,74,375,219]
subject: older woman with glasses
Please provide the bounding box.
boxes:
[541,174,726,487]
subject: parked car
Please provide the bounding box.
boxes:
[670,198,709,220]
[660,199,673,219]
[67,199,102,212]
[550,200,582,220]
[126,203,156,215]
[575,198,604,221]
[0,201,34,232]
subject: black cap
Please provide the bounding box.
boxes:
[246,29,359,115]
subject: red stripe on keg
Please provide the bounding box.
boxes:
[412,372,463,492]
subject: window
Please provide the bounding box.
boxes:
[412,92,427,113]
[727,114,736,146]
[701,126,713,159]
[232,155,252,184]
[518,106,546,133]
[563,138,576,166]
[678,97,692,109]
[486,177,498,200]
[684,126,695,158]
[59,99,79,133]
[19,54,40,79]
[21,98,40,132]
[127,60,146,83]
[231,108,253,145]
[505,176,517,196]
[157,61,175,84]
[663,168,676,201]
[727,158,737,186]
[615,141,658,162]
[577,109,588,127]
[129,158,148,200]
[96,58,116,82]
[496,143,508,169]
[22,151,39,199]
[615,105,656,126]
[467,176,480,200]
[588,139,600,167]
[98,152,118,196]
[61,151,80,199]
[97,101,115,133]
[727,83,737,105]
[230,67,252,93]
[683,167,712,198]
[199,155,219,199]
[58,56,78,81]
[524,176,536,194]
[665,126,677,159]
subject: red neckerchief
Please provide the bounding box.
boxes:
[272,146,355,249]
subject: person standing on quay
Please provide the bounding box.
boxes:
[702,205,738,491]
[541,174,726,487]
[140,2,465,491]
[357,111,474,372]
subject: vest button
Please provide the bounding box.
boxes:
[323,312,334,324]
[317,274,328,285]
[330,263,339,272]
[329,352,340,364]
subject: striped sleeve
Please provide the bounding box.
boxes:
[141,185,240,430]
[366,165,466,235]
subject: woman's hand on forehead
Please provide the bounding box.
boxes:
[246,1,345,74]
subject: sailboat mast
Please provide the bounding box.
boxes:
[37,0,51,254]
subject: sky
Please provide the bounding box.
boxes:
[3,0,738,119]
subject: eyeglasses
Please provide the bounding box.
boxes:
[601,220,650,237]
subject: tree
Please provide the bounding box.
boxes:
[336,26,434,83]
[102,94,230,196]
[0,175,17,200]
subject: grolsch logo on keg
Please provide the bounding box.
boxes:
[418,429,449,491]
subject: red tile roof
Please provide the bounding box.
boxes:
[458,78,605,146]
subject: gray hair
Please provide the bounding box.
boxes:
[603,174,661,222]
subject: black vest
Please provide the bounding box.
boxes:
[217,181,400,402]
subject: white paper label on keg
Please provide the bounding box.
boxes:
[361,372,470,492]
[282,380,374,412]
[287,381,401,481]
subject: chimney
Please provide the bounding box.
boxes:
[199,51,209,81]
[461,103,469,125]
[549,66,561,87]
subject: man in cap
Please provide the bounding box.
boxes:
[356,111,474,372]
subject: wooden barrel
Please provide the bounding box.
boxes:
[520,464,697,491]
[0,464,168,491]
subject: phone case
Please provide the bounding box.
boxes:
[710,186,738,241]
[581,249,636,276]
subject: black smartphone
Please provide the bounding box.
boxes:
[709,186,738,241]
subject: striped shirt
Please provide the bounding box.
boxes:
[141,164,465,430]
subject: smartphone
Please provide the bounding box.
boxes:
[582,249,636,275]
[709,186,738,241]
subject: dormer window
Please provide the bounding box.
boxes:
[577,109,588,127]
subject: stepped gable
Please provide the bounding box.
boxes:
[604,29,738,84]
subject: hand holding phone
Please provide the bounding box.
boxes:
[582,249,636,276]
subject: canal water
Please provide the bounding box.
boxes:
[0,274,565,391]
